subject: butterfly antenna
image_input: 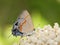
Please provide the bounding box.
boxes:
[8,34,12,38]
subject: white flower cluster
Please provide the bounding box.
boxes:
[20,23,60,45]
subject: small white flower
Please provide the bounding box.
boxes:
[54,36,60,42]
[54,23,59,30]
[43,25,52,30]
[48,31,56,39]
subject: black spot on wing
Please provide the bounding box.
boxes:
[15,22,18,26]
[19,31,23,34]
[12,28,23,36]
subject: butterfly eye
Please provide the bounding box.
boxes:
[15,22,18,26]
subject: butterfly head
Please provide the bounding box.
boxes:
[12,21,23,36]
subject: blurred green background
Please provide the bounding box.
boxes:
[0,0,60,45]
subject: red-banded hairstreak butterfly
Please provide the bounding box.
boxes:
[12,10,35,36]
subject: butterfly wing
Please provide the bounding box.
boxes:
[18,10,34,33]
[12,10,34,36]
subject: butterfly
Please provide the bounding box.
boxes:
[12,10,35,36]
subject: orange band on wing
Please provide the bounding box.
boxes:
[19,20,26,32]
[20,25,22,32]
[19,15,29,32]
